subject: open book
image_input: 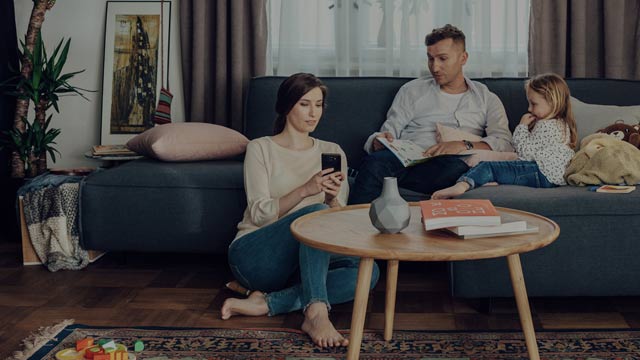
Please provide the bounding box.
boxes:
[377,137,472,167]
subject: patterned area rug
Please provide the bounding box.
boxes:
[15,323,640,360]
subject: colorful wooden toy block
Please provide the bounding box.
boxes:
[133,340,144,352]
[83,346,104,359]
[56,340,133,360]
[76,338,94,351]
[101,340,117,353]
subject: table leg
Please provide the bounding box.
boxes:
[384,260,399,341]
[347,257,374,360]
[507,254,540,360]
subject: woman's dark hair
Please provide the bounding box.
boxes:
[273,73,328,135]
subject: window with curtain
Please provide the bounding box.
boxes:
[267,0,530,77]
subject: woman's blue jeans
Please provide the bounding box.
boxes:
[459,160,556,190]
[228,203,380,316]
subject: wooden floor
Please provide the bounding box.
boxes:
[1,240,639,357]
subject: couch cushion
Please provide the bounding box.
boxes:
[458,184,640,217]
[571,97,640,142]
[80,159,246,254]
[84,159,245,189]
[127,123,249,162]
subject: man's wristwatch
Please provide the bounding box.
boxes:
[462,140,474,150]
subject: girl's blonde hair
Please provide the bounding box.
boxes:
[525,73,577,149]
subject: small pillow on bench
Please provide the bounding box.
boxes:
[571,97,640,144]
[127,123,249,162]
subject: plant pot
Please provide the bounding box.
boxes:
[369,177,411,233]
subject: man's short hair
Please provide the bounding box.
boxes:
[425,24,466,50]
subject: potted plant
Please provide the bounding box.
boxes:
[0,117,60,178]
[1,0,89,178]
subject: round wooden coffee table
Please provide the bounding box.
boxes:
[291,203,559,360]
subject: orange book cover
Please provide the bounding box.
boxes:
[419,199,500,231]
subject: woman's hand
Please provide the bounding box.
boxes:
[520,113,537,126]
[322,171,345,207]
[302,168,339,198]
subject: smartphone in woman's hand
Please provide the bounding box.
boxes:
[321,153,341,174]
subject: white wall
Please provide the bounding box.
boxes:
[14,0,185,168]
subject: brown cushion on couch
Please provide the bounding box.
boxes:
[127,123,249,161]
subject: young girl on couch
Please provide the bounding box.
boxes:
[432,73,577,199]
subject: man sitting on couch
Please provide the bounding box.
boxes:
[349,24,514,204]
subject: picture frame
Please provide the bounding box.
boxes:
[100,1,171,145]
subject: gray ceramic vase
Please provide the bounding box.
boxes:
[369,177,411,233]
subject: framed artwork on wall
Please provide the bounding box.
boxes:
[100,1,171,145]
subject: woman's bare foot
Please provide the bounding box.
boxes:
[220,290,268,320]
[431,182,470,199]
[301,302,348,348]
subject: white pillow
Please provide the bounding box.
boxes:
[571,97,640,142]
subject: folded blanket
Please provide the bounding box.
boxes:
[22,182,90,271]
[565,133,640,186]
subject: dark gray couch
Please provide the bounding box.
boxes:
[80,77,640,297]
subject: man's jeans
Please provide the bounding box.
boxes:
[228,203,380,316]
[349,149,470,204]
[459,160,556,189]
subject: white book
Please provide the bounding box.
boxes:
[377,137,472,167]
[446,213,527,236]
[454,223,539,239]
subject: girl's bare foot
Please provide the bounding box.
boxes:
[220,290,268,319]
[301,302,348,348]
[431,182,470,199]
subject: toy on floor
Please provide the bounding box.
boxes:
[55,337,143,360]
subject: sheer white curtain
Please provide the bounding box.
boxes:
[268,0,530,77]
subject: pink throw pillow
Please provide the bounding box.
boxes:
[127,123,249,162]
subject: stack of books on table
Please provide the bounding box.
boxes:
[419,199,538,239]
[91,145,138,157]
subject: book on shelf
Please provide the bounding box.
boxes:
[92,145,137,156]
[591,185,636,194]
[377,137,473,167]
[452,223,539,239]
[445,213,536,238]
[419,199,500,231]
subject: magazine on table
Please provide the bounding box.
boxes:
[377,137,473,167]
[92,144,137,156]
[419,199,500,231]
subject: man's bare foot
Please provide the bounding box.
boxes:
[220,290,268,320]
[431,182,470,199]
[301,302,348,348]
